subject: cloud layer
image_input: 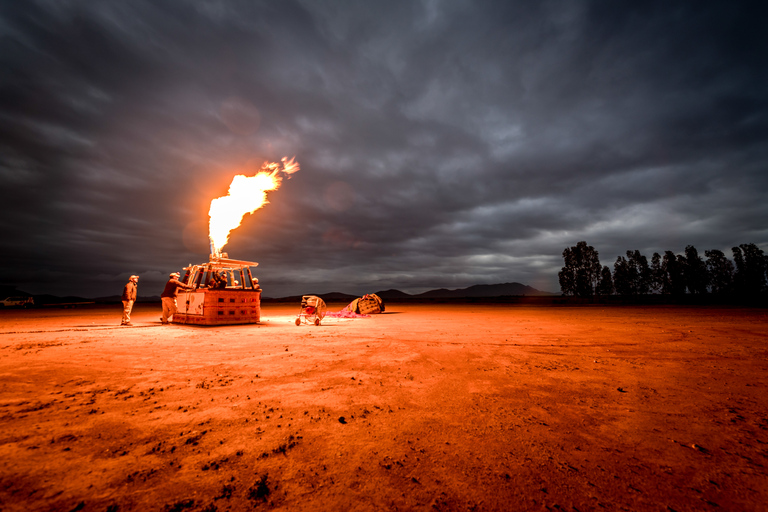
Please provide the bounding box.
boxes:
[1,0,766,298]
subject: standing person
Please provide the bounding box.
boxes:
[209,271,226,289]
[161,272,192,324]
[121,275,139,326]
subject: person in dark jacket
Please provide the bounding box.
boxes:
[121,275,139,326]
[209,271,227,289]
[161,272,192,324]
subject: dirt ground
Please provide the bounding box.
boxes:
[0,302,766,512]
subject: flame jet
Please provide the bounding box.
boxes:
[208,156,299,257]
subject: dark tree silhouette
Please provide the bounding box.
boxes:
[559,242,602,297]
[559,243,766,300]
[732,243,768,297]
[598,265,614,296]
[650,252,663,293]
[705,249,734,295]
[661,251,687,296]
[683,245,708,294]
[612,256,632,296]
[612,250,651,295]
[627,250,651,294]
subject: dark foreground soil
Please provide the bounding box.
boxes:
[0,303,766,511]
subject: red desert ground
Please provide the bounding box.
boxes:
[1,302,767,511]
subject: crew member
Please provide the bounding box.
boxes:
[160,272,192,324]
[209,271,226,289]
[121,275,139,326]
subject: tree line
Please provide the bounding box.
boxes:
[558,241,768,299]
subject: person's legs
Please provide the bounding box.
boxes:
[169,298,178,322]
[121,300,134,324]
[161,297,173,323]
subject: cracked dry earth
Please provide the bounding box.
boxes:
[0,302,767,511]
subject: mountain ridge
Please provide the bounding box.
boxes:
[268,282,556,302]
[409,282,554,299]
[6,282,556,304]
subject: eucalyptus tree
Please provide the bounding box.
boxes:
[705,249,734,295]
[684,245,708,294]
[627,250,651,294]
[597,265,614,296]
[732,243,767,296]
[661,251,686,296]
[650,252,663,293]
[559,241,602,297]
[613,256,632,296]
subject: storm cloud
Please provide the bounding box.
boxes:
[1,0,766,298]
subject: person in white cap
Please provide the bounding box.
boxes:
[160,272,192,324]
[121,275,139,326]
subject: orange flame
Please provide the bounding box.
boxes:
[208,156,299,255]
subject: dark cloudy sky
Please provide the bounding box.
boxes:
[1,1,766,299]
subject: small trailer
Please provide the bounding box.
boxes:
[295,295,327,326]
[172,254,262,326]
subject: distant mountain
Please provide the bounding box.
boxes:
[6,282,555,305]
[271,284,555,301]
[0,285,30,298]
[374,289,414,299]
[33,294,93,305]
[262,292,358,302]
[409,282,555,298]
[312,292,358,301]
[376,283,559,300]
